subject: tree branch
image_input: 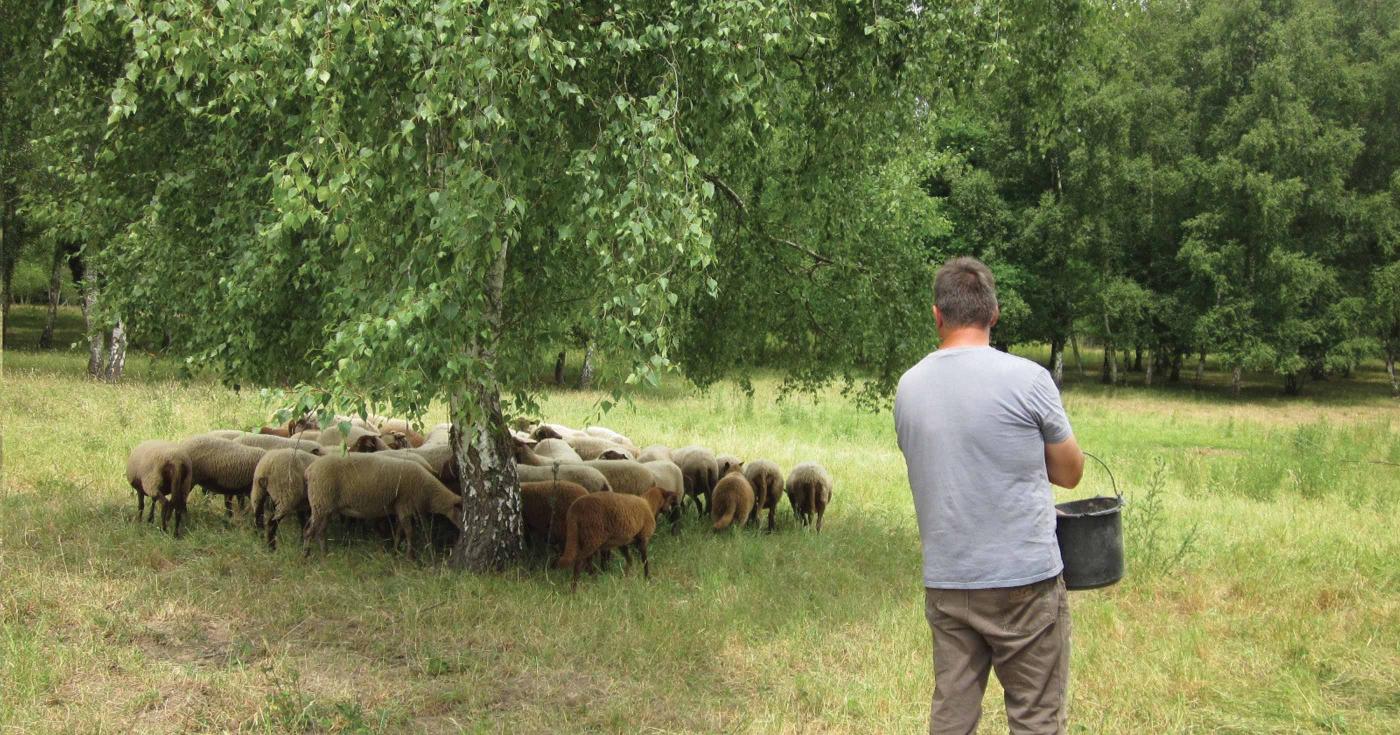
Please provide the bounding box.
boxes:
[703,173,864,272]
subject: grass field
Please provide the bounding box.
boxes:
[2,304,1398,733]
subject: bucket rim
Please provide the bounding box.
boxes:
[1055,495,1123,518]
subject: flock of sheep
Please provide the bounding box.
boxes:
[126,414,834,589]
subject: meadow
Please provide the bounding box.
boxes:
[2,304,1397,733]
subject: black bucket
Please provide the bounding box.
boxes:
[1054,452,1124,590]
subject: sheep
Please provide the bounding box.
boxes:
[205,429,244,440]
[637,444,673,463]
[125,440,194,537]
[555,486,680,592]
[531,422,586,442]
[640,460,684,497]
[511,436,550,466]
[381,430,414,450]
[671,445,719,517]
[584,426,639,453]
[520,480,589,548]
[376,418,425,448]
[316,424,389,453]
[258,412,318,437]
[583,459,667,496]
[236,432,326,455]
[743,459,785,532]
[716,454,743,478]
[378,448,438,475]
[302,453,464,558]
[179,435,267,517]
[533,438,584,463]
[516,463,613,494]
[711,463,754,532]
[250,448,320,549]
[786,462,834,531]
[289,429,321,443]
[423,423,453,446]
[565,435,635,461]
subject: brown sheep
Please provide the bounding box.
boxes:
[126,440,194,537]
[259,412,318,438]
[566,435,634,461]
[533,438,584,463]
[250,448,320,549]
[742,459,785,532]
[711,463,754,532]
[302,453,464,558]
[786,462,834,531]
[179,435,267,517]
[520,480,589,548]
[555,486,680,592]
[716,454,743,478]
[516,463,613,494]
[671,445,719,517]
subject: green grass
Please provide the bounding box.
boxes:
[2,304,1398,733]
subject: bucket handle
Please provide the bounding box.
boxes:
[1081,450,1122,502]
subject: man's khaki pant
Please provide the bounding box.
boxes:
[924,575,1070,735]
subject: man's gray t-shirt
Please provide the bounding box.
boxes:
[894,346,1072,590]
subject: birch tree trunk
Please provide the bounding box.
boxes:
[448,237,524,572]
[103,319,127,382]
[1231,365,1242,397]
[553,350,566,386]
[1070,333,1085,376]
[82,268,105,378]
[1388,351,1397,397]
[576,339,595,389]
[1144,349,1154,386]
[1195,351,1206,383]
[39,241,64,348]
[1047,336,1065,387]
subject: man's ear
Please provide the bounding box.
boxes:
[989,304,1000,329]
[933,305,944,330]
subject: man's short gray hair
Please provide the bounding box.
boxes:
[934,257,999,328]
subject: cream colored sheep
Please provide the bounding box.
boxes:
[250,448,320,549]
[303,454,463,558]
[126,440,194,536]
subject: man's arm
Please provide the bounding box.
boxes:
[1045,436,1084,489]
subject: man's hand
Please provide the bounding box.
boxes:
[1045,436,1084,489]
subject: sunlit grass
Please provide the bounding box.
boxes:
[2,304,1398,733]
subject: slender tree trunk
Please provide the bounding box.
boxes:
[553,350,565,386]
[1170,351,1183,383]
[1195,350,1206,383]
[82,268,105,378]
[1144,349,1154,387]
[1231,365,1242,397]
[1283,372,1301,396]
[103,319,127,382]
[1387,350,1397,397]
[449,236,523,572]
[1101,344,1116,385]
[1047,337,1065,387]
[1070,333,1085,376]
[1133,346,1143,372]
[576,340,594,389]
[39,241,65,348]
[0,182,20,347]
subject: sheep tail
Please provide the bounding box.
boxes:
[556,514,579,568]
[712,496,735,531]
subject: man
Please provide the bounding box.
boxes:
[894,256,1084,735]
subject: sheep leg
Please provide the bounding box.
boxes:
[223,494,234,517]
[619,545,633,575]
[158,498,171,531]
[401,515,416,560]
[146,495,159,523]
[134,491,145,522]
[303,513,330,557]
[637,538,650,580]
[766,504,777,533]
[173,505,184,538]
[816,508,824,533]
[253,494,268,530]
